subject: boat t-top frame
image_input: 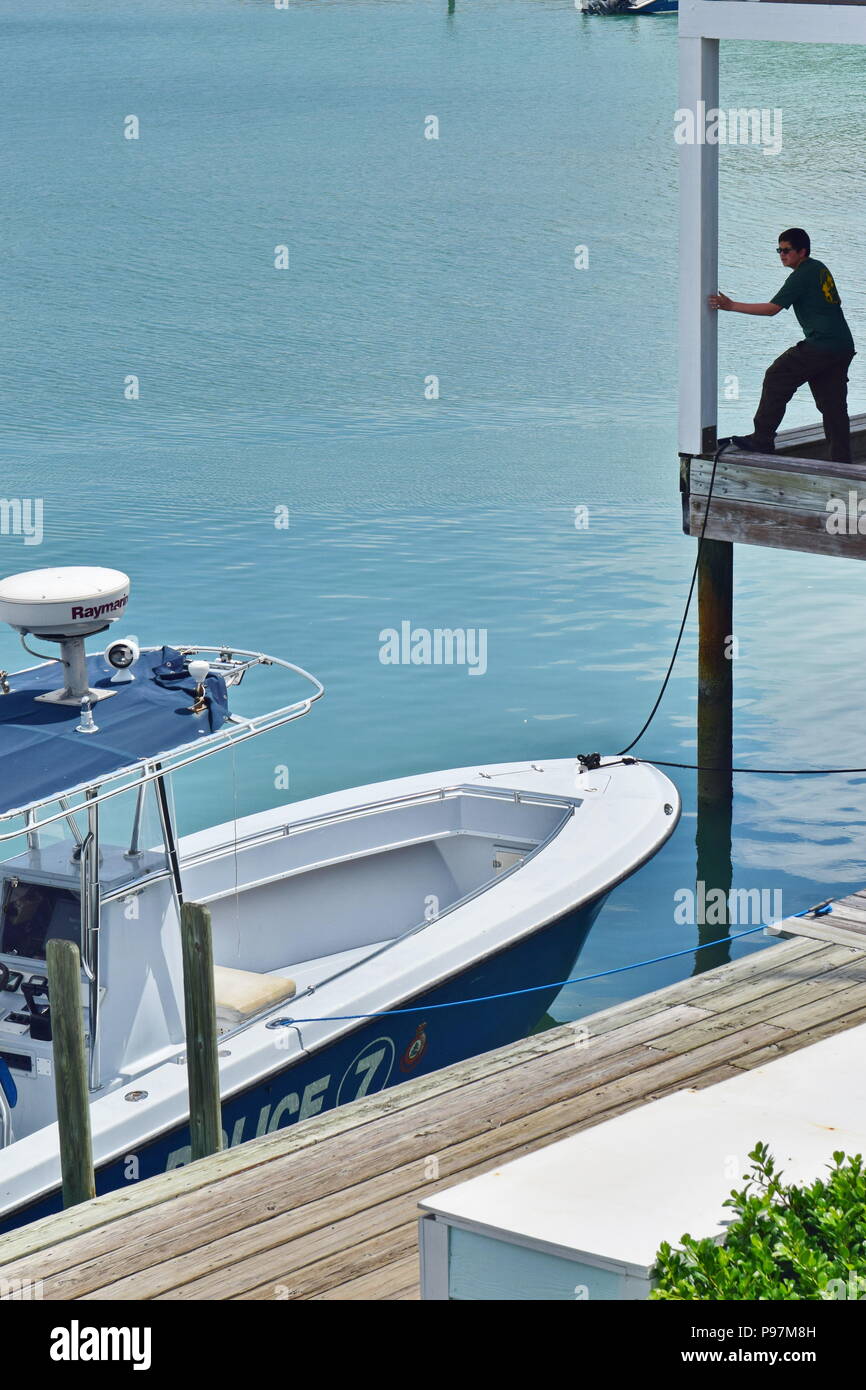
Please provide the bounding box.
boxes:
[0,644,323,1092]
[0,646,324,836]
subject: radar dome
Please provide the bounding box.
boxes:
[0,567,131,638]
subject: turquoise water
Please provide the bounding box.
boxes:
[3,1,866,1021]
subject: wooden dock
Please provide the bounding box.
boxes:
[681,413,866,559]
[2,900,866,1299]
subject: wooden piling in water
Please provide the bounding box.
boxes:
[697,536,733,809]
[46,939,95,1209]
[180,901,224,1162]
[694,794,733,973]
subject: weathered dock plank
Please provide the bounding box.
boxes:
[812,907,866,934]
[236,1224,420,1303]
[773,412,866,462]
[771,919,866,950]
[764,981,866,1032]
[585,938,824,1027]
[2,927,866,1300]
[653,960,866,1053]
[681,942,862,1012]
[691,456,858,512]
[681,415,866,557]
[314,1254,420,1301]
[688,496,864,558]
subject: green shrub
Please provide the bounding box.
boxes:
[651,1142,866,1300]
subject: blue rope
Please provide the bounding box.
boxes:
[271,901,834,1025]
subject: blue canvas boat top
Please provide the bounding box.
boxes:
[0,647,229,818]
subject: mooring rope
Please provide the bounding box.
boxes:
[617,442,725,757]
[269,902,833,1023]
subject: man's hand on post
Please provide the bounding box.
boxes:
[708,292,733,311]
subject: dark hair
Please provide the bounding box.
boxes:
[779,227,810,256]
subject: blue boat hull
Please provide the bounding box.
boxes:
[0,895,606,1235]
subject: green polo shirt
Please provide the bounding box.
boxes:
[771,257,855,355]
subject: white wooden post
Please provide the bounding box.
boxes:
[678,35,719,457]
[678,0,866,460]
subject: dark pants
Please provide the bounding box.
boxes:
[753,340,855,464]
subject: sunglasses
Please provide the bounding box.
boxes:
[777,247,794,255]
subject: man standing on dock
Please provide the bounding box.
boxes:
[708,228,856,463]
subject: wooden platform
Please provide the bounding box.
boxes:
[2,899,866,1300]
[681,412,866,558]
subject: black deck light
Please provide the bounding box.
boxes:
[107,636,140,684]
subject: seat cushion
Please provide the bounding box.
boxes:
[213,964,297,1027]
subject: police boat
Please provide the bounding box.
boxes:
[0,566,680,1233]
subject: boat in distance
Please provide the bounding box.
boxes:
[0,566,681,1234]
[581,0,677,14]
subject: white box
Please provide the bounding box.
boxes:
[419,1023,866,1300]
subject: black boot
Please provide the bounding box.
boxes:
[730,434,776,455]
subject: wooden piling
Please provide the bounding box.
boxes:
[697,536,733,808]
[46,939,96,1209]
[180,901,223,1162]
[694,794,733,973]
